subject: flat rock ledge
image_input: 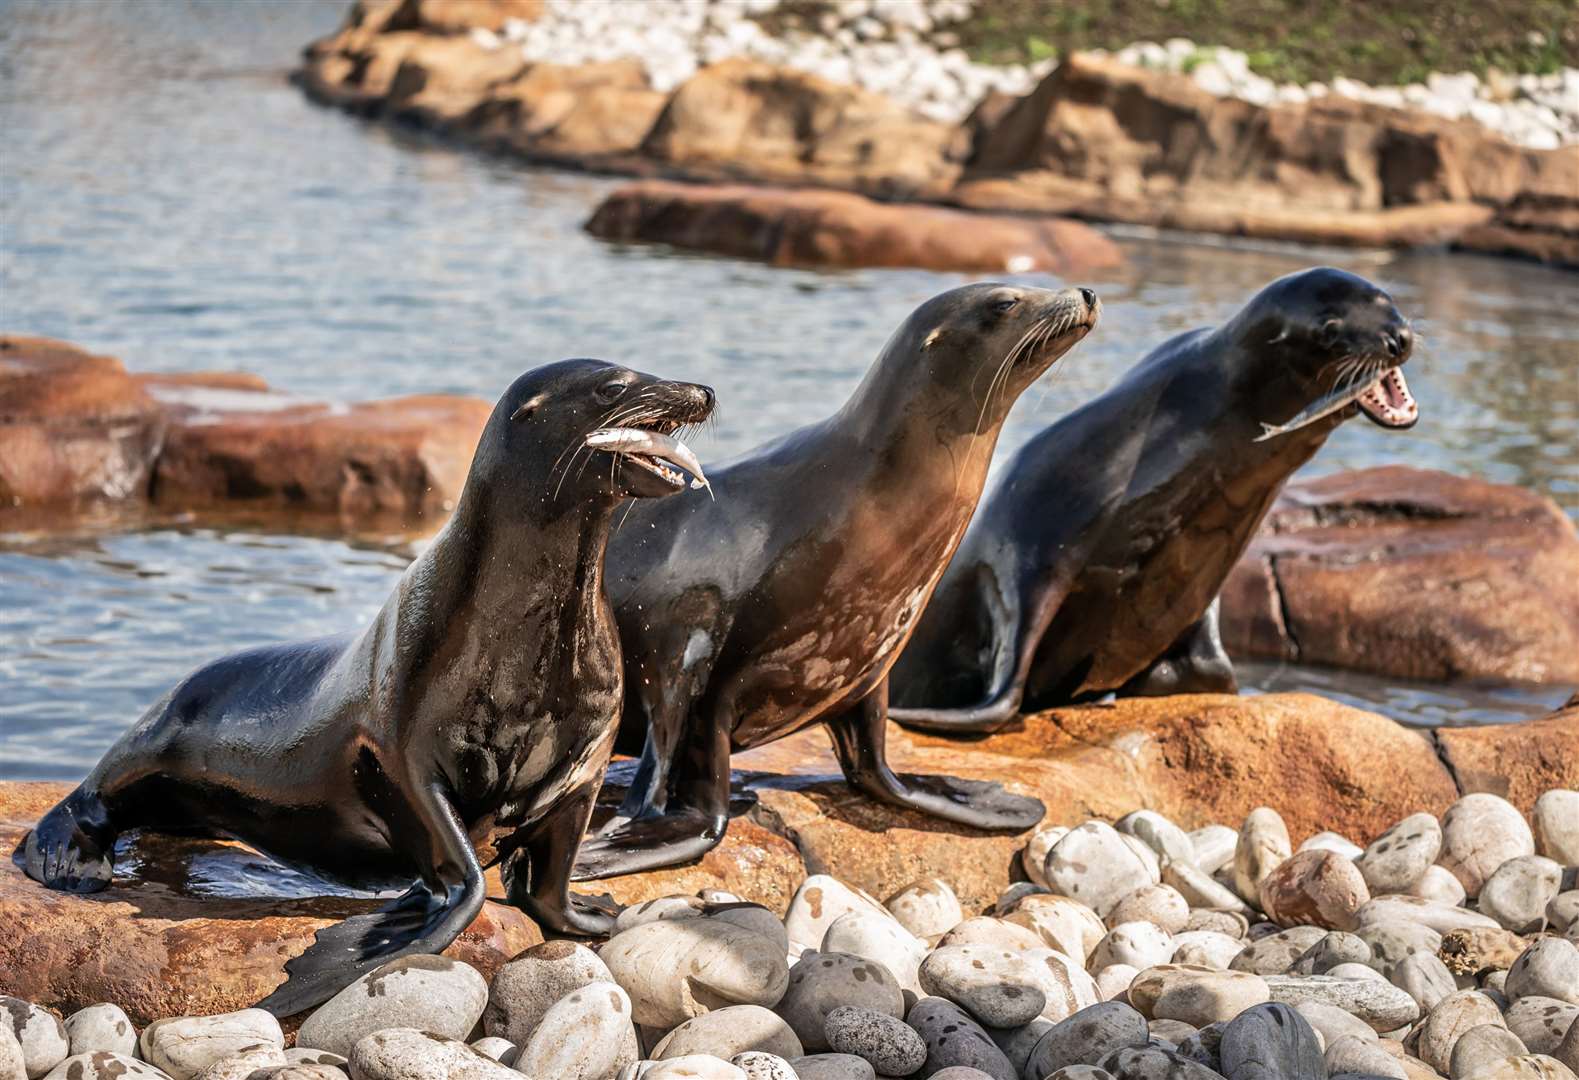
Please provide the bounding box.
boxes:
[1221,465,1579,685]
[3,692,1574,1023]
[295,1,1578,265]
[0,335,490,527]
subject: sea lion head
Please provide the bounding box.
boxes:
[477,358,715,509]
[1240,266,1419,439]
[892,282,1100,427]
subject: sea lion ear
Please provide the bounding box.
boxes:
[511,394,545,423]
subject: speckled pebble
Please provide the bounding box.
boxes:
[884,878,964,943]
[821,911,926,995]
[1232,808,1292,905]
[1290,931,1370,975]
[1128,965,1270,1027]
[629,1054,750,1080]
[1356,813,1443,894]
[1439,793,1536,898]
[296,956,486,1060]
[822,1005,925,1076]
[728,1051,797,1080]
[1391,952,1459,1013]
[905,997,1014,1080]
[1258,849,1371,932]
[653,1005,801,1064]
[467,1038,515,1065]
[1229,926,1327,975]
[1505,997,1579,1056]
[1099,1043,1225,1078]
[918,945,1047,1027]
[787,1053,872,1080]
[1324,1034,1406,1079]
[1534,790,1579,866]
[138,1010,283,1080]
[1417,990,1509,1075]
[484,937,612,1046]
[1117,811,1196,868]
[1169,930,1245,970]
[1003,895,1107,964]
[776,952,905,1054]
[63,1005,136,1059]
[41,1054,171,1080]
[1024,1002,1149,1077]
[1,996,70,1080]
[345,1028,518,1080]
[783,876,891,954]
[1507,939,1579,1004]
[191,1044,286,1080]
[514,980,640,1079]
[1046,823,1158,919]
[1481,856,1565,934]
[1091,922,1177,973]
[1449,1022,1529,1079]
[603,917,791,1030]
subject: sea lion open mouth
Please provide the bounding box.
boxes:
[586,421,710,493]
[1356,366,1419,429]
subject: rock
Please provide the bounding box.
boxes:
[1357,897,1501,935]
[653,1005,799,1062]
[783,878,890,954]
[1024,1002,1149,1076]
[1116,813,1197,869]
[930,1070,997,1080]
[190,1045,287,1080]
[1190,827,1241,876]
[1325,1035,1408,1079]
[1098,1043,1224,1078]
[1221,466,1579,682]
[1392,953,1459,1013]
[1046,824,1157,919]
[884,879,963,943]
[1163,862,1254,916]
[1096,965,1140,1002]
[1129,966,1271,1026]
[1170,931,1245,971]
[1183,911,1249,939]
[823,1005,925,1076]
[918,946,1047,1027]
[787,1054,871,1080]
[64,1005,136,1058]
[138,1011,283,1080]
[1107,886,1190,935]
[1148,1017,1201,1045]
[988,1017,1053,1076]
[1296,1000,1378,1046]
[1265,974,1420,1032]
[1091,923,1177,973]
[1440,794,1539,898]
[1507,940,1579,1004]
[1258,850,1371,931]
[937,917,1045,954]
[2,998,69,1080]
[1357,921,1445,977]
[514,981,639,1079]
[601,917,790,1030]
[247,1068,346,1080]
[1505,997,1579,1056]
[1437,711,1579,817]
[1231,927,1329,975]
[1357,814,1444,894]
[1219,1002,1325,1079]
[775,953,904,1054]
[296,956,487,1058]
[1326,964,1390,985]
[1449,1023,1529,1079]
[1,1027,24,1080]
[1291,932,1371,975]
[1549,893,1579,935]
[1413,866,1471,907]
[1023,829,1071,888]
[586,182,1122,276]
[1004,895,1106,965]
[1176,1022,1227,1070]
[482,940,612,1045]
[1024,949,1103,1022]
[467,1038,514,1064]
[284,1051,346,1068]
[820,912,926,995]
[1300,832,1364,860]
[1482,857,1565,933]
[729,1052,797,1080]
[41,1054,172,1080]
[1533,791,1579,865]
[1559,1018,1579,1073]
[905,997,1015,1080]
[1233,809,1293,905]
[345,1029,518,1080]
[1417,991,1510,1075]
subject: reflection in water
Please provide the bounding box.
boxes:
[1,1,1576,780]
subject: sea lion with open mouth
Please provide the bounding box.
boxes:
[16,359,714,1015]
[886,266,1419,730]
[573,282,1101,880]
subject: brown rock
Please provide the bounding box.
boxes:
[1258,849,1371,930]
[0,336,166,508]
[462,59,666,159]
[380,34,530,125]
[586,180,1123,275]
[1437,707,1579,813]
[400,0,543,35]
[1220,466,1579,684]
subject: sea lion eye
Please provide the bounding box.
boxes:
[991,297,1019,314]
[596,380,629,404]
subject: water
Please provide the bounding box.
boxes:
[2,1,1576,781]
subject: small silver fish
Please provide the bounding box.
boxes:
[1254,373,1380,442]
[585,427,711,492]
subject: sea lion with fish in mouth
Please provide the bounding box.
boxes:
[573,282,1100,879]
[886,267,1420,731]
[16,359,714,1015]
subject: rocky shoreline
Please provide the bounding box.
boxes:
[4,695,1578,1079]
[291,0,1579,266]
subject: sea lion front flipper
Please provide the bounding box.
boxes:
[503,781,618,932]
[254,785,485,1018]
[1119,597,1238,697]
[828,679,1045,832]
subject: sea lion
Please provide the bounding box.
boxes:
[16,359,715,1015]
[885,266,1419,730]
[573,282,1101,879]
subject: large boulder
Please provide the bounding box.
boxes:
[1438,706,1579,814]
[1220,466,1579,684]
[0,336,167,509]
[461,59,666,160]
[585,180,1123,274]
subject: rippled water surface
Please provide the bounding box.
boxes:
[3,1,1576,779]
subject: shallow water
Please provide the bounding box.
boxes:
[2,1,1576,780]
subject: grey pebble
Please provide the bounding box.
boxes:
[905,997,1014,1080]
[1219,1002,1324,1080]
[1026,1002,1149,1077]
[822,1006,924,1076]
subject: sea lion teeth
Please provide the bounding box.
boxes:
[586,427,710,491]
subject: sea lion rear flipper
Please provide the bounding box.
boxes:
[1118,597,1238,697]
[829,679,1045,832]
[254,785,485,1018]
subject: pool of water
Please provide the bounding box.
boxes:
[2,1,1576,780]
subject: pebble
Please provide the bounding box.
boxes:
[296,955,487,1059]
[1024,1002,1149,1076]
[1024,947,1102,1020]
[284,1051,346,1068]
[1505,997,1579,1055]
[603,917,791,1029]
[1116,811,1196,868]
[784,876,890,953]
[993,882,1049,914]
[729,1052,797,1080]
[515,981,641,1078]
[468,1038,516,1064]
[629,1054,750,1079]
[1548,892,1579,934]
[1265,973,1420,1031]
[1412,865,1470,907]
[710,904,793,957]
[1356,896,1501,935]
[1190,826,1240,876]
[347,1029,519,1080]
[1507,939,1579,1004]
[64,1005,136,1059]
[1357,920,1445,976]
[1325,1034,1408,1078]
[1391,952,1459,1013]
[905,997,1015,1080]
[938,916,1044,953]
[1164,861,1254,915]
[1481,856,1564,933]
[1004,895,1106,964]
[1096,964,1140,1001]
[776,952,904,1053]
[1176,1022,1226,1070]
[884,878,963,942]
[1300,831,1364,860]
[1439,793,1536,898]
[821,911,926,995]
[1233,808,1292,905]
[191,1045,286,1080]
[1,996,70,1080]
[1219,1001,1325,1079]
[1356,813,1443,894]
[930,1069,996,1080]
[1449,1023,1529,1078]
[918,945,1047,1026]
[1046,823,1160,918]
[1184,910,1248,939]
[1417,991,1509,1075]
[1295,1000,1378,1046]
[1229,926,1327,974]
[1559,1019,1579,1073]
[1258,849,1370,931]
[1091,922,1177,973]
[988,1017,1051,1075]
[1106,885,1190,935]
[787,1054,871,1080]
[1533,790,1579,865]
[138,1010,283,1080]
[3,1029,29,1080]
[1023,827,1071,888]
[1129,965,1271,1026]
[1098,1043,1224,1077]
[1169,930,1245,970]
[652,1005,800,1062]
[41,1054,172,1080]
[248,1068,346,1080]
[823,1005,925,1075]
[1291,931,1371,975]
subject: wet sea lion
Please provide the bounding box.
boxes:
[17,359,715,1014]
[574,282,1101,879]
[886,267,1419,730]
